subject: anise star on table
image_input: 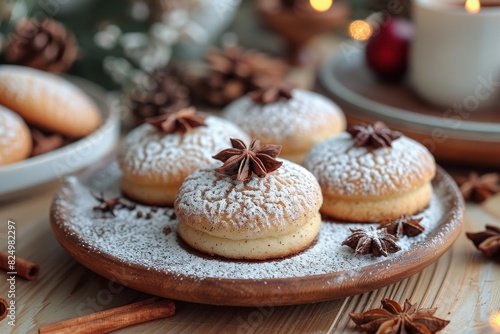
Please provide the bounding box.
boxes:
[347,122,402,149]
[341,227,401,257]
[378,215,425,238]
[349,299,450,334]
[247,82,295,105]
[466,225,500,260]
[146,107,206,134]
[92,193,135,217]
[454,172,500,203]
[213,138,283,182]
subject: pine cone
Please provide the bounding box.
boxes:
[129,64,191,121]
[200,46,288,107]
[5,18,78,74]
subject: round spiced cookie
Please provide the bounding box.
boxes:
[222,83,346,164]
[175,138,323,260]
[119,108,249,206]
[0,65,101,138]
[0,105,32,166]
[303,122,436,223]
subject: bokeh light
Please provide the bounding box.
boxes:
[309,0,333,12]
[465,0,481,14]
[490,312,500,331]
[348,20,372,41]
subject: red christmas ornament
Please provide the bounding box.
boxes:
[365,18,414,82]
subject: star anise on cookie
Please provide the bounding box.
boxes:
[213,138,283,182]
[146,107,206,134]
[466,225,500,260]
[347,121,402,149]
[341,227,401,257]
[247,82,294,105]
[349,298,450,334]
[378,215,425,238]
[92,192,135,217]
[454,172,500,203]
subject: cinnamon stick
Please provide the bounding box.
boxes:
[38,297,175,334]
[39,297,161,333]
[0,297,8,322]
[0,251,40,280]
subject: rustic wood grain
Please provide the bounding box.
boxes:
[1,180,499,333]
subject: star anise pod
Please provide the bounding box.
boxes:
[466,225,500,260]
[247,82,294,105]
[378,215,425,238]
[146,107,206,134]
[163,226,172,235]
[454,172,500,203]
[349,298,450,334]
[347,122,402,149]
[213,138,283,182]
[92,192,135,217]
[341,227,401,257]
[5,18,78,73]
[200,46,288,106]
[129,63,190,121]
[30,127,65,157]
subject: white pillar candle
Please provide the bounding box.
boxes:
[411,0,500,108]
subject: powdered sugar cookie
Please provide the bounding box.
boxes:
[303,122,436,222]
[175,139,323,260]
[119,108,249,206]
[223,84,346,163]
[0,105,32,166]
[0,65,101,138]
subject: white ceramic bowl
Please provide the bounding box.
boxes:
[0,76,120,201]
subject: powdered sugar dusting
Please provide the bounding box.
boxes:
[223,89,345,144]
[175,161,322,234]
[0,105,27,164]
[51,161,459,282]
[118,116,249,182]
[303,133,436,197]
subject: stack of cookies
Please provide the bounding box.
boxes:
[118,79,436,261]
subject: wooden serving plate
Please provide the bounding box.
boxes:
[50,160,464,307]
[317,50,500,167]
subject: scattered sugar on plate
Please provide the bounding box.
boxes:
[52,161,457,283]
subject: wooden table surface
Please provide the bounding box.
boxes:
[2,2,499,332]
[1,179,500,334]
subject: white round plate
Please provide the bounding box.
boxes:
[0,76,120,201]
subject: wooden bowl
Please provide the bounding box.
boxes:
[50,158,464,307]
[256,1,350,64]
